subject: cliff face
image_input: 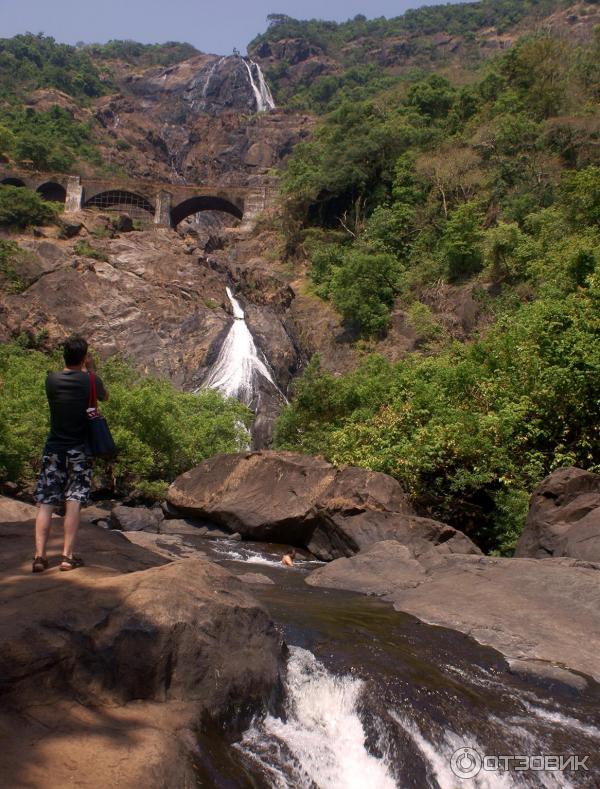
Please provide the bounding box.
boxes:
[92,54,314,184]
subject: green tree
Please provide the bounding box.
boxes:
[441,202,485,281]
[0,186,61,229]
[561,166,600,228]
[330,249,402,336]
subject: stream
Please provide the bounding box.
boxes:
[163,535,600,789]
[192,290,599,787]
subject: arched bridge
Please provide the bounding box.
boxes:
[0,170,273,230]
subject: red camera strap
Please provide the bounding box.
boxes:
[88,371,98,410]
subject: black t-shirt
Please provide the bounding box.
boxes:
[45,371,107,451]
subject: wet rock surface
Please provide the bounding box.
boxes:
[167,451,480,559]
[306,540,600,682]
[515,466,600,562]
[0,518,285,788]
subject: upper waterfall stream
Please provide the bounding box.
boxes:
[242,58,276,112]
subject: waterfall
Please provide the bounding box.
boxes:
[237,647,398,788]
[202,56,226,99]
[242,58,276,112]
[203,287,280,407]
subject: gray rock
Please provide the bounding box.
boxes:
[110,504,164,533]
[82,504,112,524]
[167,451,479,559]
[507,659,588,693]
[306,540,600,682]
[307,511,482,562]
[0,496,37,522]
[0,519,285,788]
[515,467,600,561]
[158,518,206,535]
[59,220,83,238]
[237,572,275,585]
[113,213,134,232]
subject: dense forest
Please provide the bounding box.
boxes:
[272,16,600,552]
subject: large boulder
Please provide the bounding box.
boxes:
[306,540,600,682]
[167,451,480,559]
[307,511,481,562]
[515,467,600,561]
[0,518,284,787]
[110,504,164,532]
[0,496,37,522]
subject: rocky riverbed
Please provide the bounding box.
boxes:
[0,515,285,788]
[2,453,600,786]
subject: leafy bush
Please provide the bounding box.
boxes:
[0,34,107,99]
[73,240,108,262]
[0,345,251,491]
[1,106,101,171]
[0,239,27,293]
[0,186,61,228]
[85,40,198,67]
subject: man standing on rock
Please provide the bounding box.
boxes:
[32,335,108,573]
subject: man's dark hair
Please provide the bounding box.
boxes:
[63,335,88,367]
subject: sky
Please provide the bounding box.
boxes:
[0,0,467,55]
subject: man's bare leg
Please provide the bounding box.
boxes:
[62,500,82,559]
[35,504,54,558]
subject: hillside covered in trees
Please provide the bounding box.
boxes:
[268,2,600,553]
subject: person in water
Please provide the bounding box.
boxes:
[32,335,108,573]
[282,548,296,567]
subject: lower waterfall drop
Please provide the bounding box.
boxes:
[236,647,398,789]
[203,287,281,408]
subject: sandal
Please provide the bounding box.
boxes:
[32,556,49,573]
[59,555,85,572]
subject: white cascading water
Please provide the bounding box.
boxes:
[237,647,398,789]
[203,287,279,406]
[242,58,276,112]
[203,56,226,100]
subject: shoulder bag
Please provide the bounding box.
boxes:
[86,372,117,459]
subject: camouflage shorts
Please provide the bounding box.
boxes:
[34,448,92,506]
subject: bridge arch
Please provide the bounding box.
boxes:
[83,189,154,217]
[171,195,243,227]
[37,181,66,203]
[1,177,26,187]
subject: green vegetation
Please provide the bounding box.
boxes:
[0,344,251,494]
[275,22,600,553]
[73,240,109,262]
[0,185,61,228]
[277,266,600,553]
[281,29,600,336]
[0,34,107,99]
[0,105,102,170]
[0,239,27,293]
[84,40,198,67]
[252,1,572,109]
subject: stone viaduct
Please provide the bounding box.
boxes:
[0,169,274,231]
